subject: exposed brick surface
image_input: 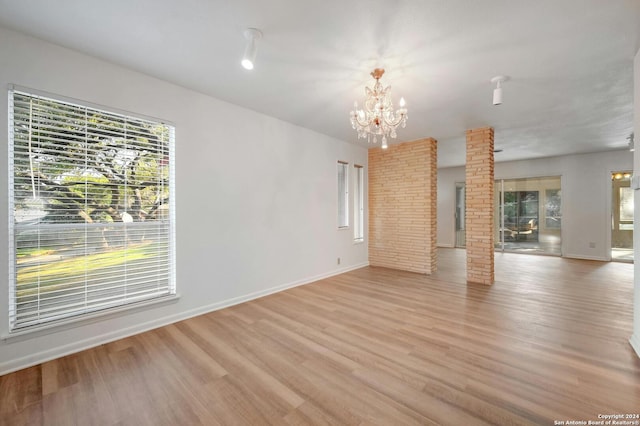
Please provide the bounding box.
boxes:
[368,138,437,274]
[465,127,494,285]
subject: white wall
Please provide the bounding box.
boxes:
[631,47,640,357]
[0,26,368,374]
[437,150,633,260]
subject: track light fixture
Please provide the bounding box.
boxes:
[241,28,262,70]
[491,76,509,105]
[629,132,635,152]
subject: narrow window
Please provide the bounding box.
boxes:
[337,161,349,228]
[354,165,364,241]
[8,88,176,332]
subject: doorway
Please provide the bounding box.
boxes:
[494,176,562,255]
[455,176,562,255]
[611,171,633,262]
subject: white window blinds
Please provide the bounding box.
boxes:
[354,164,364,241]
[8,88,176,332]
[338,161,349,228]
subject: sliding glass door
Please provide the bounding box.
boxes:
[495,176,562,255]
[455,176,561,255]
[611,171,633,262]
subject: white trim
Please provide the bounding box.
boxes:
[353,164,365,241]
[8,84,175,126]
[437,243,455,248]
[2,294,180,342]
[337,161,349,229]
[630,334,640,358]
[0,262,369,376]
[560,174,566,257]
[494,171,564,182]
[7,89,17,331]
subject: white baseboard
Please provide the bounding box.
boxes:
[630,334,640,359]
[562,253,608,262]
[0,262,369,376]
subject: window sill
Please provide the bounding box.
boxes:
[2,294,180,343]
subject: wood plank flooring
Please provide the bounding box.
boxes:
[2,248,639,425]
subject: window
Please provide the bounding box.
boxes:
[545,189,562,229]
[354,165,364,241]
[494,176,561,256]
[337,161,349,228]
[8,88,176,332]
[619,187,634,225]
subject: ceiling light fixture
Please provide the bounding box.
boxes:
[241,28,262,70]
[350,68,408,149]
[491,75,509,105]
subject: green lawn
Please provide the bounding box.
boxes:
[16,247,55,258]
[16,241,165,298]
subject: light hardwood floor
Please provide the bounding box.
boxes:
[2,248,639,425]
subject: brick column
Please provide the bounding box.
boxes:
[368,138,437,274]
[465,127,494,285]
[426,138,437,273]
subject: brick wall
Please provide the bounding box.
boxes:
[368,138,437,274]
[465,127,494,285]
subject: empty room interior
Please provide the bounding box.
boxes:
[1,1,640,425]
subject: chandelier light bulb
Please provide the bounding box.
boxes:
[399,97,406,108]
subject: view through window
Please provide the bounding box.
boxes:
[353,165,364,241]
[337,161,349,228]
[611,171,633,262]
[495,176,562,255]
[8,88,176,331]
[455,176,562,255]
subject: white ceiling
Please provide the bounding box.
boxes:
[1,0,639,167]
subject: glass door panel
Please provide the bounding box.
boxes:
[611,171,633,262]
[495,176,561,255]
[455,182,466,247]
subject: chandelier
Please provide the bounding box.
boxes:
[350,68,408,149]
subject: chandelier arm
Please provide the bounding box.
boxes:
[381,114,405,128]
[350,68,408,145]
[351,115,372,128]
